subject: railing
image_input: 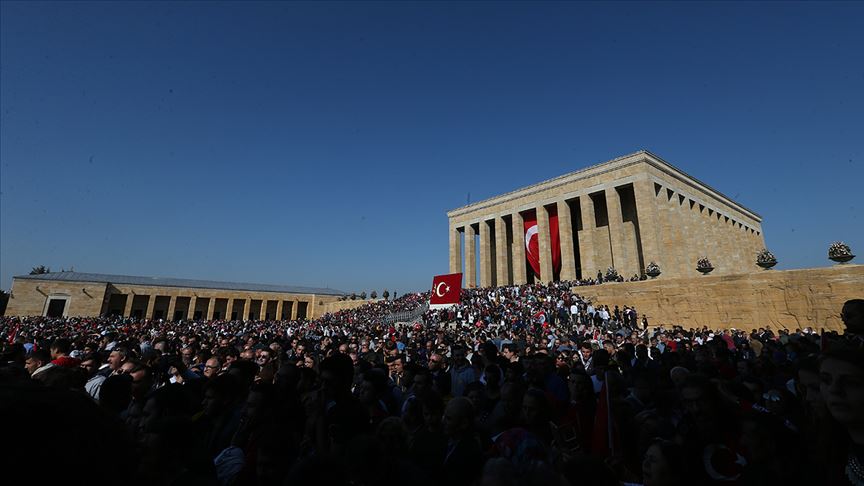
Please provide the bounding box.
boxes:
[384,301,429,325]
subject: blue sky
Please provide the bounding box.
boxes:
[1,1,862,294]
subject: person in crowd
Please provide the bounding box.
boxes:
[107,346,130,376]
[80,352,105,400]
[842,298,864,340]
[442,396,484,486]
[24,348,53,379]
[202,356,222,379]
[2,285,861,485]
[450,345,476,398]
[49,338,80,368]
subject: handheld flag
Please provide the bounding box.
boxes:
[430,273,462,309]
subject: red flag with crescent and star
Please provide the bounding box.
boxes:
[430,273,462,309]
[523,208,562,280]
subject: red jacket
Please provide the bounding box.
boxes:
[51,356,81,368]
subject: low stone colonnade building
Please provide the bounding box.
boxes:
[447,150,767,286]
[4,272,346,320]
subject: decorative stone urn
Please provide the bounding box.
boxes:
[830,254,855,264]
[696,257,714,275]
[756,249,777,269]
[828,242,855,264]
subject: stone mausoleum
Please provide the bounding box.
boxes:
[448,150,766,286]
[4,272,345,320]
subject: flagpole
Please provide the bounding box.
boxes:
[605,369,614,456]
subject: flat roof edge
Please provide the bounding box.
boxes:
[446,150,761,223]
[13,273,347,296]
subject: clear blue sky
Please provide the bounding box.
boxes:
[1,1,862,294]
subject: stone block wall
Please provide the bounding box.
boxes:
[321,298,378,315]
[5,280,108,317]
[575,265,863,332]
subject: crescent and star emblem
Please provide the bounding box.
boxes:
[435,281,450,297]
[525,224,539,255]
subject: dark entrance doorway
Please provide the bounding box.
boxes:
[46,299,66,317]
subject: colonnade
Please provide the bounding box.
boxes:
[450,179,764,287]
[112,292,311,321]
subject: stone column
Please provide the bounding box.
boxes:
[536,205,553,282]
[743,227,752,270]
[694,202,709,271]
[259,299,268,320]
[291,300,299,320]
[632,179,661,275]
[730,219,743,274]
[680,196,694,277]
[449,226,462,275]
[244,298,252,321]
[186,296,197,320]
[123,294,134,317]
[744,227,754,271]
[715,215,727,274]
[479,220,492,287]
[207,297,215,320]
[226,299,234,321]
[511,212,527,284]
[750,227,762,269]
[495,216,509,286]
[704,212,718,273]
[578,196,597,279]
[167,296,177,322]
[464,225,477,288]
[145,295,156,319]
[655,189,674,277]
[714,213,728,274]
[662,188,687,278]
[276,300,284,321]
[727,220,739,274]
[603,187,629,279]
[557,201,577,281]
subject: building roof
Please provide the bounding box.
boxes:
[15,272,347,296]
[446,150,761,222]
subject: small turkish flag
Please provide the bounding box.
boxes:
[430,273,462,309]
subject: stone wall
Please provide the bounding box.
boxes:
[321,299,378,315]
[575,264,864,332]
[5,280,109,317]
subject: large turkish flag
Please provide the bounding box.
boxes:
[430,273,462,309]
[523,208,562,280]
[550,206,562,279]
[524,210,541,278]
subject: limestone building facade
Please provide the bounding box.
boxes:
[447,151,766,286]
[4,272,345,320]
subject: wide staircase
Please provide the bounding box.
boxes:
[384,301,429,325]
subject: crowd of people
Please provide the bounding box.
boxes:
[1,282,863,486]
